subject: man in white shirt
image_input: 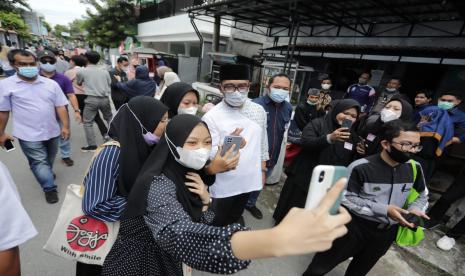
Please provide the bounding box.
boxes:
[202,64,269,226]
[0,161,38,275]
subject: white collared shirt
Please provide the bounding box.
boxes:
[202,100,269,198]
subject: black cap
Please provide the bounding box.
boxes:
[37,50,56,60]
[219,64,250,82]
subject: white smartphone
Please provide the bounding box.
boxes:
[305,165,348,215]
[4,139,15,152]
[221,135,242,156]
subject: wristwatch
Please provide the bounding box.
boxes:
[203,197,213,206]
[74,109,81,113]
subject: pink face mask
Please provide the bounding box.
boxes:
[125,104,160,146]
[142,132,160,146]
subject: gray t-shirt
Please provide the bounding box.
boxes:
[76,64,111,97]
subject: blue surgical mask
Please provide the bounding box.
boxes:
[307,100,318,106]
[40,62,56,72]
[269,88,289,103]
[224,91,248,107]
[18,66,39,78]
[385,88,397,93]
[438,100,454,110]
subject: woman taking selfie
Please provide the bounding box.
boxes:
[102,114,351,275]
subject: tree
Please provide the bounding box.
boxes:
[81,0,137,48]
[69,19,86,37]
[40,16,52,33]
[0,11,30,38]
[0,0,30,13]
[54,24,70,39]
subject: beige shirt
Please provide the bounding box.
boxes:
[65,67,85,95]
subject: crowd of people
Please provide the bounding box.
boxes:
[0,43,464,276]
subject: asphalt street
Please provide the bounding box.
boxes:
[1,108,419,276]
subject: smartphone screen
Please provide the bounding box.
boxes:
[4,139,15,152]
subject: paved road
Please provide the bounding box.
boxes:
[2,108,421,276]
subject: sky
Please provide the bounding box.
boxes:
[26,0,92,26]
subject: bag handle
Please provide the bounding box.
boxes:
[79,141,121,196]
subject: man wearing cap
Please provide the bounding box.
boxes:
[294,88,326,131]
[38,50,81,167]
[0,49,69,204]
[244,73,293,219]
[202,64,269,226]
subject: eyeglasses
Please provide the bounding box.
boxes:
[391,142,423,152]
[40,58,56,64]
[222,83,249,93]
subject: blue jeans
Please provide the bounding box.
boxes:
[19,137,59,192]
[4,69,16,77]
[246,166,275,208]
[59,136,71,158]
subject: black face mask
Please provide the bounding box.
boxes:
[387,145,411,163]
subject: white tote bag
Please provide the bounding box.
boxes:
[43,141,121,265]
[43,184,120,265]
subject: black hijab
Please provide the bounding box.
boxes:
[160,82,200,118]
[327,99,361,129]
[364,96,413,135]
[108,96,169,195]
[123,114,212,221]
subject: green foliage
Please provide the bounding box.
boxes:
[69,19,86,36]
[40,17,52,33]
[0,0,30,13]
[0,11,30,38]
[54,24,70,39]
[81,0,137,48]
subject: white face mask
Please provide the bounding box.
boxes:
[178,106,198,116]
[380,108,401,123]
[321,83,332,90]
[224,91,248,107]
[165,133,211,170]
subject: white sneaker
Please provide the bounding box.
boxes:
[436,235,456,251]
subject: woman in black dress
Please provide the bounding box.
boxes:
[274,99,361,224]
[102,114,352,276]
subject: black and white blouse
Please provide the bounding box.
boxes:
[102,174,250,275]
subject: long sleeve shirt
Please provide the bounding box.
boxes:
[448,107,465,142]
[202,101,268,198]
[82,146,127,222]
[345,83,376,113]
[144,174,250,274]
[253,95,292,168]
[342,155,429,225]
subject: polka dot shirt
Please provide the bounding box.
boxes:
[102,174,250,275]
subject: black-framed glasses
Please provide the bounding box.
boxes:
[222,83,249,93]
[391,141,423,152]
[40,58,56,64]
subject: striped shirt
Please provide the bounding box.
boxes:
[82,145,126,222]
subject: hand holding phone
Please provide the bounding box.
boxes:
[329,128,351,142]
[305,165,348,215]
[341,118,353,129]
[221,135,242,157]
[3,139,15,152]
